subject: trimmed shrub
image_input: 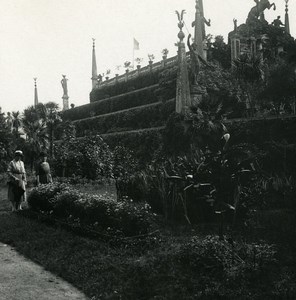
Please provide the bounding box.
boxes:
[63,85,162,121]
[73,100,175,137]
[27,183,154,236]
[28,182,69,212]
[90,70,165,102]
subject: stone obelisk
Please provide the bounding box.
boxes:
[61,75,69,111]
[91,38,98,89]
[175,10,191,117]
[34,78,39,107]
[285,0,290,34]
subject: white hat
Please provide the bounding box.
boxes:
[14,150,23,156]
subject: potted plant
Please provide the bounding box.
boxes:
[105,69,111,80]
[148,54,155,66]
[124,61,132,73]
[161,48,169,60]
[135,57,143,70]
[124,61,131,81]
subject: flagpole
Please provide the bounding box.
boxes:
[132,38,135,70]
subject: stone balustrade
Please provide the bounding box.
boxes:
[94,54,181,89]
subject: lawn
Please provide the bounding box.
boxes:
[0,183,295,299]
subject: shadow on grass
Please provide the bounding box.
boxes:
[0,184,11,212]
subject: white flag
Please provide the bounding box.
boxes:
[133,38,139,50]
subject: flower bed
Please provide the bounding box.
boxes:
[27,183,154,237]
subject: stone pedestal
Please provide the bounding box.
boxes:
[62,96,69,111]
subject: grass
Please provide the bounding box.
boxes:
[0,183,296,299]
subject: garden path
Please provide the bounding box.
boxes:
[0,185,89,300]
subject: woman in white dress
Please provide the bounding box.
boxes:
[7,150,27,211]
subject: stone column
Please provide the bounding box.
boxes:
[34,78,38,107]
[175,11,191,117]
[61,75,69,111]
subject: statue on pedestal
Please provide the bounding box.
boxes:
[61,75,68,97]
[233,19,238,32]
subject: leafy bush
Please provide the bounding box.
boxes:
[27,183,154,236]
[28,182,69,212]
[120,235,277,299]
[104,128,163,163]
[53,135,113,180]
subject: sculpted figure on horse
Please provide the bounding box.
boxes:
[247,0,276,21]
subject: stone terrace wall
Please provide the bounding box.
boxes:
[61,56,178,143]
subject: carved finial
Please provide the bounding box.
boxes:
[92,38,95,48]
[33,77,37,86]
[175,10,186,42]
[285,0,289,11]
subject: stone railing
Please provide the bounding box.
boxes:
[94,54,180,89]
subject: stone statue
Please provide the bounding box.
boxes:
[272,16,284,27]
[247,0,276,22]
[187,34,214,85]
[187,34,201,85]
[61,75,68,96]
[233,19,238,32]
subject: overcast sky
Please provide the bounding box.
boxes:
[0,0,295,113]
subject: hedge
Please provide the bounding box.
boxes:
[27,183,154,236]
[89,65,177,102]
[63,85,165,121]
[73,99,175,137]
[227,116,296,145]
[103,127,164,164]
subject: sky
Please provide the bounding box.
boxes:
[0,0,295,114]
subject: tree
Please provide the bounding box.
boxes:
[42,102,62,157]
[232,54,264,117]
[210,35,231,69]
[0,111,13,171]
[12,111,22,136]
[22,119,48,170]
[261,61,296,114]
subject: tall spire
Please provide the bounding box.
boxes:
[284,0,290,34]
[91,38,98,89]
[33,78,38,107]
[192,0,210,61]
[193,0,204,59]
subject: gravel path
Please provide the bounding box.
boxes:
[0,240,89,300]
[0,184,89,300]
